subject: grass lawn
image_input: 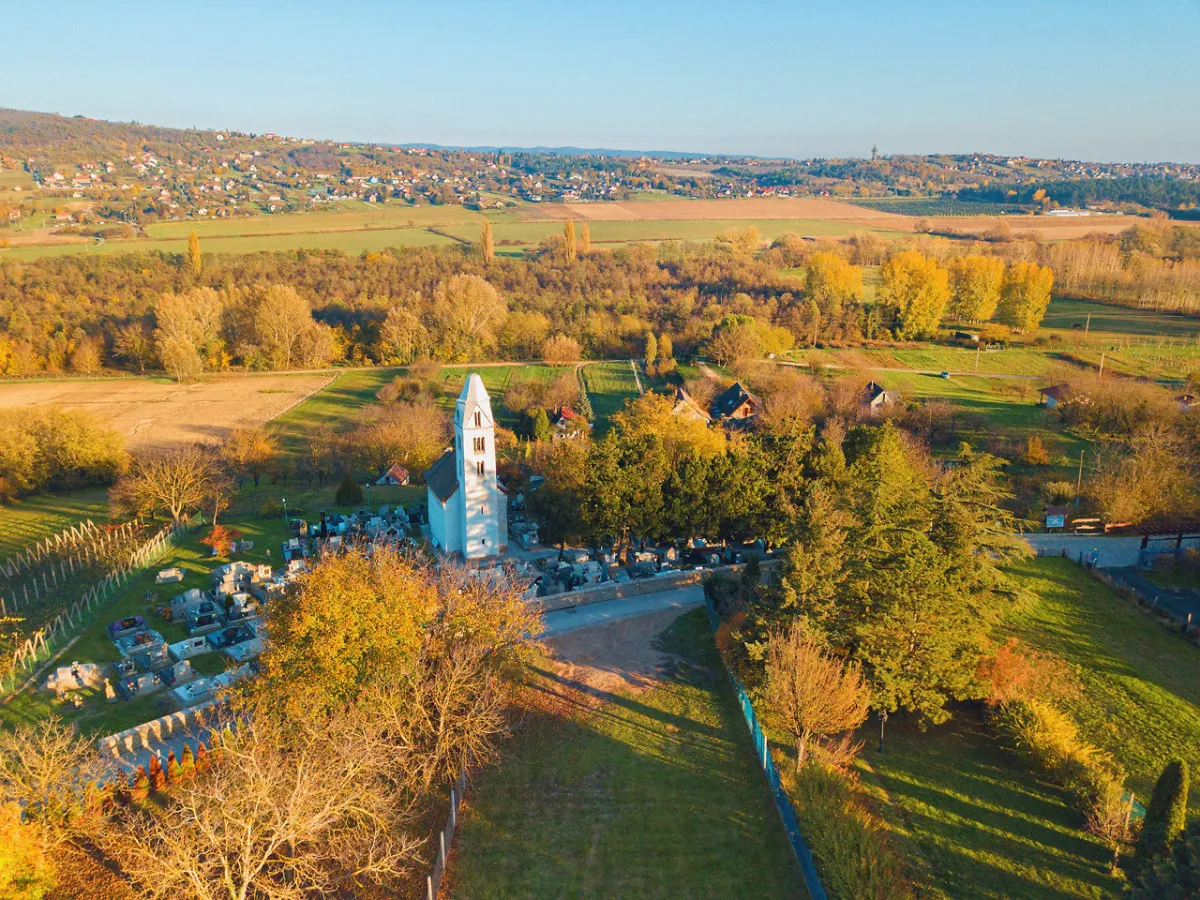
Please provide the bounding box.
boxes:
[854,712,1113,900]
[582,360,642,432]
[1042,297,1200,341]
[446,611,806,899]
[1002,557,1200,816]
[0,487,113,559]
[270,367,402,458]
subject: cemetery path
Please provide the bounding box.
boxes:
[540,585,705,638]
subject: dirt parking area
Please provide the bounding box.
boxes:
[543,606,696,697]
[0,373,333,450]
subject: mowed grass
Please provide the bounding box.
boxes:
[430,364,575,431]
[270,367,402,457]
[0,487,113,559]
[447,610,806,899]
[582,360,641,432]
[1002,557,1200,816]
[856,712,1112,900]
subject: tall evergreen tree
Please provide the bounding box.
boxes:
[1137,759,1190,869]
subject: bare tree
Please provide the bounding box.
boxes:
[762,622,871,771]
[110,445,226,523]
[110,712,423,900]
[0,716,113,844]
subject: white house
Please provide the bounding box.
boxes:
[424,374,507,560]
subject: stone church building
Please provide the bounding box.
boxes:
[424,374,507,560]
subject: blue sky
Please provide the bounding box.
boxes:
[3,0,1198,162]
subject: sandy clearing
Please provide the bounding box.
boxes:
[0,373,334,450]
[519,197,909,224]
[543,605,697,698]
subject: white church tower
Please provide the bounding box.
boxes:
[424,374,507,560]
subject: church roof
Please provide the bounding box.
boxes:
[423,449,459,503]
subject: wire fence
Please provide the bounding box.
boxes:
[704,597,828,900]
[426,769,469,900]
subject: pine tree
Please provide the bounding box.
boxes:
[580,222,591,255]
[644,332,658,366]
[1137,759,1190,869]
[532,407,552,442]
[481,219,494,264]
[658,333,673,361]
[188,231,202,277]
[563,219,577,262]
[335,474,364,507]
[578,390,594,421]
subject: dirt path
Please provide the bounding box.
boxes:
[543,605,696,697]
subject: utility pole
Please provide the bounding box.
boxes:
[1098,352,1105,378]
[1084,313,1091,336]
[974,343,981,374]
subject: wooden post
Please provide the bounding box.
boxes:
[1098,352,1105,378]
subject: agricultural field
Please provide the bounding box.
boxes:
[447,610,806,898]
[0,373,333,451]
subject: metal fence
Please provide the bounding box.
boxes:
[704,598,828,900]
[426,769,469,900]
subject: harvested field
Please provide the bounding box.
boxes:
[519,196,907,224]
[0,373,333,450]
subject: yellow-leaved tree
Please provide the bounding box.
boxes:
[946,254,1005,323]
[878,250,950,339]
[997,261,1054,332]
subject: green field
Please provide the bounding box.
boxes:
[854,556,1200,899]
[0,488,113,560]
[1002,558,1200,816]
[448,611,806,898]
[582,360,642,430]
[1043,297,1200,341]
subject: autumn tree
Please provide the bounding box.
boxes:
[946,254,1005,322]
[254,284,315,369]
[644,331,658,366]
[579,221,591,255]
[380,305,427,363]
[222,426,277,488]
[541,333,582,364]
[878,250,950,339]
[805,250,864,319]
[481,219,494,264]
[428,274,507,360]
[658,333,673,361]
[762,621,871,770]
[563,219,577,261]
[996,260,1053,332]
[187,230,201,277]
[352,399,450,476]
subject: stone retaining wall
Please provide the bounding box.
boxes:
[96,698,225,759]
[536,559,779,614]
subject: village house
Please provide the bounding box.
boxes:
[862,381,900,411]
[1038,384,1072,408]
[548,407,591,440]
[671,386,712,425]
[375,463,409,486]
[710,382,759,425]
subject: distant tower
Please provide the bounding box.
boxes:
[871,144,879,161]
[424,374,507,560]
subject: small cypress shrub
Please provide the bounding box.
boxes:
[335,475,363,507]
[166,749,181,783]
[130,765,150,801]
[147,754,166,793]
[196,741,211,771]
[1136,759,1190,868]
[179,743,196,780]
